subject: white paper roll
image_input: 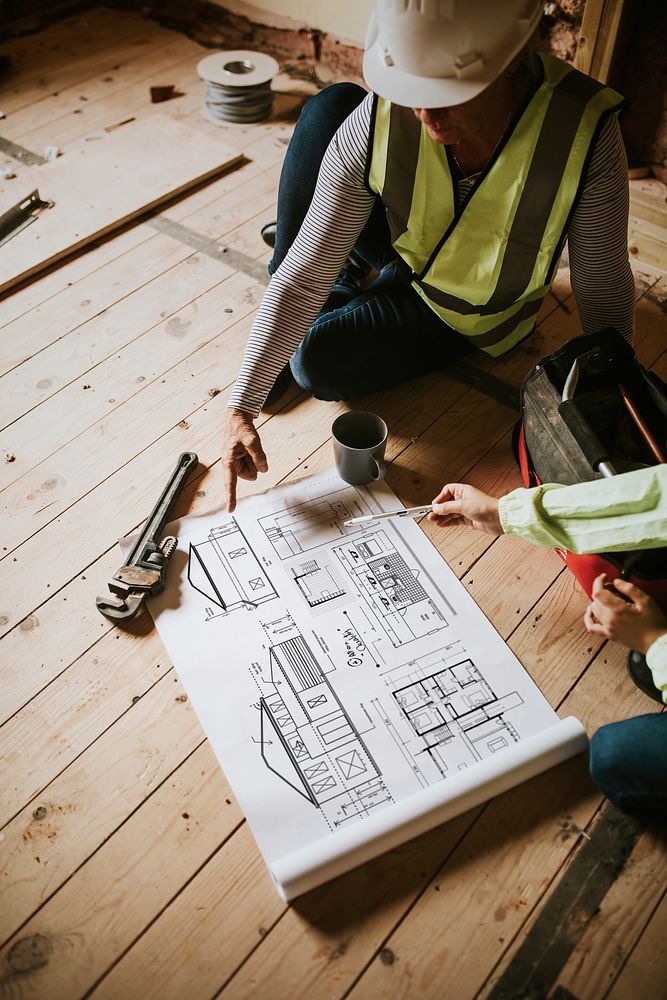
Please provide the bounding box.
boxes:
[270,715,588,901]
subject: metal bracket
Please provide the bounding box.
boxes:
[0,189,54,248]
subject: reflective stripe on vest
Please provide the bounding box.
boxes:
[368,53,624,356]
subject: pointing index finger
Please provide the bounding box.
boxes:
[225,463,237,513]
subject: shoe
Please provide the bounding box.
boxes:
[336,249,371,290]
[331,248,372,296]
[627,650,663,704]
[261,222,276,248]
[264,363,295,407]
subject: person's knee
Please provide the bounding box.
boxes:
[590,716,666,819]
[289,341,345,401]
[299,82,367,130]
[589,724,625,800]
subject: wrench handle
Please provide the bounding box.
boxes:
[126,451,199,568]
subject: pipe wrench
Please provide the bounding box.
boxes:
[96,451,198,622]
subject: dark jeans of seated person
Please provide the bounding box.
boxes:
[269,82,474,402]
[590,714,667,822]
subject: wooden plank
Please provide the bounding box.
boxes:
[0,547,119,728]
[0,243,226,427]
[330,647,649,1000]
[1,32,202,142]
[93,813,479,1000]
[1,618,174,830]
[0,165,279,435]
[628,215,667,277]
[606,890,667,999]
[550,828,667,999]
[507,569,603,706]
[480,803,645,1000]
[0,745,275,1000]
[479,652,656,1000]
[629,178,667,230]
[0,662,201,941]
[0,265,262,484]
[0,131,282,332]
[0,115,242,295]
[462,535,564,640]
[574,0,628,84]
[0,272,266,544]
[0,9,147,113]
[14,53,203,150]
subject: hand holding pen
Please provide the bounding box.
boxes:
[344,504,437,526]
[344,484,503,537]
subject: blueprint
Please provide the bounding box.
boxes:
[147,469,587,899]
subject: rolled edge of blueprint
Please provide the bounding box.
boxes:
[269,715,587,901]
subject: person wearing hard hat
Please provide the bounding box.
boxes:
[222,1,635,511]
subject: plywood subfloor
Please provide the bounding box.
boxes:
[1,9,665,1000]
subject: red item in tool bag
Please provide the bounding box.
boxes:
[514,329,667,613]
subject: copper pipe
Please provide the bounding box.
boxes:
[619,383,667,463]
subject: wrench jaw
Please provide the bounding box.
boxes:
[95,588,146,622]
[96,535,181,622]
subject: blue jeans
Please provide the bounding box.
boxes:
[270,83,473,401]
[589,714,667,822]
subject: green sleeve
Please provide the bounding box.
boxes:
[498,466,667,554]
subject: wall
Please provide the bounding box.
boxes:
[215,0,373,44]
[618,0,667,180]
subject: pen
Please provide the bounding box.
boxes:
[343,504,436,526]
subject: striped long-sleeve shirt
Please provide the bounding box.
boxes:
[229,93,635,417]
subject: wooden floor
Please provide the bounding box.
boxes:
[1,9,666,999]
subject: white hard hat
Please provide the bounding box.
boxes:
[363,0,543,108]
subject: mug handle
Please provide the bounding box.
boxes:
[370,457,386,481]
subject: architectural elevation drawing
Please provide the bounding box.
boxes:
[256,614,391,830]
[188,518,277,620]
[151,470,586,900]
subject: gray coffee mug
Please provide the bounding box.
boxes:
[332,411,387,485]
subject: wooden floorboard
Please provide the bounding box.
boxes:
[1,9,665,1000]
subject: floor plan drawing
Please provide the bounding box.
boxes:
[150,469,586,899]
[380,648,523,781]
[258,485,373,560]
[188,519,277,620]
[289,556,352,616]
[332,529,451,647]
[256,614,392,828]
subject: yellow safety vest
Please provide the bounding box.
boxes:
[367,53,624,356]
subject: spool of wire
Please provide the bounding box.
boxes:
[196,50,279,124]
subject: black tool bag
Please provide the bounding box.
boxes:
[515,328,667,611]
